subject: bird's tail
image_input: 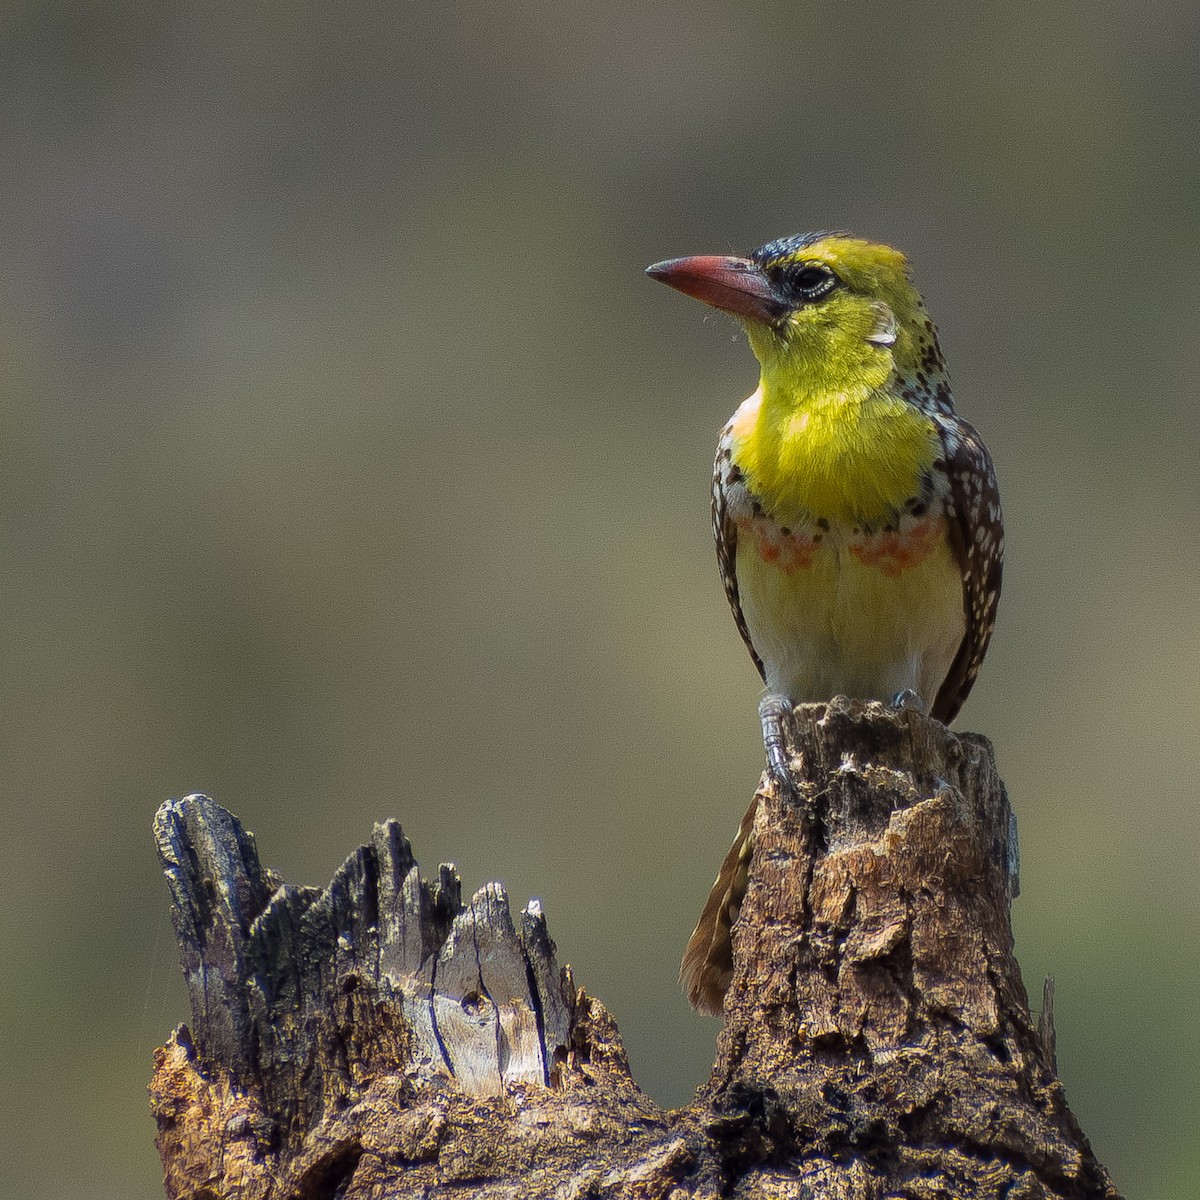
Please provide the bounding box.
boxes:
[679,789,761,1015]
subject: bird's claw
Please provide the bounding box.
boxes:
[759,694,800,801]
[889,688,928,715]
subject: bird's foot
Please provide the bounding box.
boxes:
[758,694,799,800]
[889,688,928,715]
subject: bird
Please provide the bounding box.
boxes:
[645,232,1003,1013]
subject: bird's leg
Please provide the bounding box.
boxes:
[758,694,798,798]
[889,688,928,714]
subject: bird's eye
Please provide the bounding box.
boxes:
[774,262,838,302]
[793,266,835,294]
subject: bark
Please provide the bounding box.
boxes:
[149,698,1122,1199]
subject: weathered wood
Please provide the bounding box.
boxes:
[150,699,1122,1198]
[703,700,1115,1198]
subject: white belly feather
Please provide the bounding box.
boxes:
[735,525,965,706]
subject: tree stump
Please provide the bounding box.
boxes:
[149,698,1122,1198]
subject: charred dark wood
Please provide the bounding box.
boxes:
[150,699,1121,1199]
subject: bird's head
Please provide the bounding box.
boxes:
[647,232,941,393]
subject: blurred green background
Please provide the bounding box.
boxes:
[2,1,1197,1196]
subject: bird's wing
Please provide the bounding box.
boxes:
[713,421,766,682]
[932,416,1004,723]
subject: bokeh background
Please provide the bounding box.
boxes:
[3,2,1198,1196]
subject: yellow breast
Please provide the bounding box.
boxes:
[730,384,939,526]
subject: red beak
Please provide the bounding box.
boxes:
[645,255,784,325]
